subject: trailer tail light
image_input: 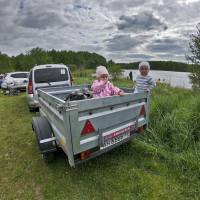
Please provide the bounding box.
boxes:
[139,105,146,116]
[80,150,91,160]
[28,80,33,94]
[81,120,95,136]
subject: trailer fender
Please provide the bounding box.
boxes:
[32,116,57,154]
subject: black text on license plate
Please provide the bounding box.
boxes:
[101,127,130,149]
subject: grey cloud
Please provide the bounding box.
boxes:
[16,11,64,29]
[105,35,141,51]
[101,0,146,11]
[80,44,103,52]
[152,0,200,25]
[0,0,199,62]
[126,53,154,60]
[146,38,186,54]
[117,13,167,32]
[73,0,91,11]
[0,1,18,17]
[19,0,26,10]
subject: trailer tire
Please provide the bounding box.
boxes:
[32,116,57,162]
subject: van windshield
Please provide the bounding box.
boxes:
[34,68,69,83]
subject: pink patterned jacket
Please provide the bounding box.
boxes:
[91,80,121,98]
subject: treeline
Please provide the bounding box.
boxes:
[0,47,195,73]
[118,61,194,72]
[0,47,107,73]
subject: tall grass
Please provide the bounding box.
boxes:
[142,84,200,175]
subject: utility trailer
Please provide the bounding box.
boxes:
[32,85,150,167]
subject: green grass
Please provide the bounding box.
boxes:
[0,81,200,200]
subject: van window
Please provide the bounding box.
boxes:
[34,68,69,83]
[11,73,28,78]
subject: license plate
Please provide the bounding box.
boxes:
[101,130,130,149]
[101,121,137,150]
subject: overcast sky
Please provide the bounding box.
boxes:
[0,0,200,62]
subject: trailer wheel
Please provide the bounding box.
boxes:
[32,116,57,162]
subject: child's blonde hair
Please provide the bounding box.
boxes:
[138,61,150,70]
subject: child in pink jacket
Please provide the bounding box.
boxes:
[91,66,124,98]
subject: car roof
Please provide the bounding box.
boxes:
[32,64,68,70]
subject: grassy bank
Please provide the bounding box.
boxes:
[0,81,200,200]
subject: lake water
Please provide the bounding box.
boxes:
[123,70,192,89]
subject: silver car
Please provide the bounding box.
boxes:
[26,64,73,112]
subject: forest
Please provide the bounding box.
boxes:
[0,47,196,73]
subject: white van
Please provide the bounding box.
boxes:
[26,64,73,111]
